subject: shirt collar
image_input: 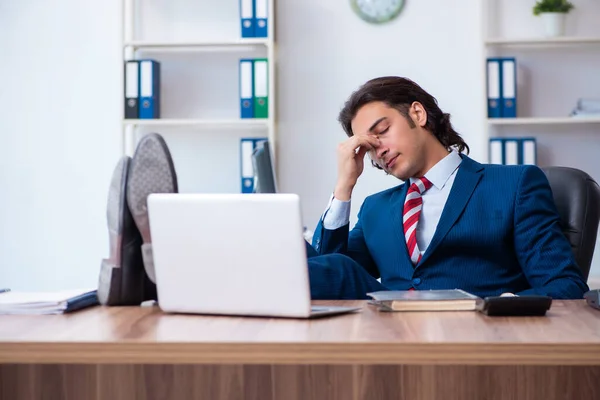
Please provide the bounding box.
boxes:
[410,150,462,190]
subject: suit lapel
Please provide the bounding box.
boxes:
[418,156,484,266]
[390,182,413,265]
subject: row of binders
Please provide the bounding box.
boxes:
[239,58,269,119]
[489,137,536,165]
[124,59,161,119]
[487,57,517,118]
[240,0,269,38]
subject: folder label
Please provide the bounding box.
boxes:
[140,61,153,98]
[489,138,503,165]
[502,58,517,118]
[522,138,537,165]
[487,59,502,118]
[504,139,519,165]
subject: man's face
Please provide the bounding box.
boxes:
[350,101,427,180]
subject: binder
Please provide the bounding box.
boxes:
[239,59,254,119]
[240,138,267,193]
[521,137,537,165]
[486,58,502,118]
[501,58,517,118]
[255,0,268,38]
[139,59,160,119]
[124,60,139,119]
[240,0,255,38]
[0,289,98,315]
[489,138,504,164]
[504,138,519,165]
[253,59,268,118]
[241,138,255,193]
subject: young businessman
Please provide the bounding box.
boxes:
[306,76,589,300]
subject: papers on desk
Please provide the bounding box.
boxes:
[0,288,98,315]
[367,289,480,312]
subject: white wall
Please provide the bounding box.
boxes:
[0,0,122,290]
[276,0,486,228]
[0,0,598,291]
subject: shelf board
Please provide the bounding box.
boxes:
[124,39,270,51]
[485,36,600,46]
[488,117,600,125]
[123,119,269,128]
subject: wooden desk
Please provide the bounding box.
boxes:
[1,300,600,399]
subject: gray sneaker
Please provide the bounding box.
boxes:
[127,133,178,283]
[98,156,157,305]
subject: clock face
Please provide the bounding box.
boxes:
[351,0,405,24]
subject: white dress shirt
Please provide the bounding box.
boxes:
[322,151,462,255]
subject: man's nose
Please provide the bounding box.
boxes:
[376,146,388,160]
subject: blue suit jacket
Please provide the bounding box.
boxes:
[312,155,589,299]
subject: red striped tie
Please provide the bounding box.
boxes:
[403,177,433,265]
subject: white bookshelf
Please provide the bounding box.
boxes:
[120,0,277,170]
[481,0,600,165]
[488,116,600,126]
[485,36,600,46]
[122,118,270,128]
[123,39,272,52]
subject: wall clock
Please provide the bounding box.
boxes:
[351,0,406,24]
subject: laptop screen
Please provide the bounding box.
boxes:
[251,140,277,194]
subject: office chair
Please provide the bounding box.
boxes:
[541,166,600,281]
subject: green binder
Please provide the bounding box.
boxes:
[253,58,268,118]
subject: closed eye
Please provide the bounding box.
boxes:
[377,127,389,135]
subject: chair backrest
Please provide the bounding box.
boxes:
[541,166,600,281]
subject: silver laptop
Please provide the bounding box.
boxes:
[147,193,360,318]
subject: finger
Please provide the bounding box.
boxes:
[357,134,380,150]
[349,135,379,152]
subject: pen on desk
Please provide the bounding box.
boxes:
[0,288,10,294]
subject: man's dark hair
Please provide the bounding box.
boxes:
[338,76,469,169]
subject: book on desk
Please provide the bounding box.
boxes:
[0,288,98,315]
[367,289,479,312]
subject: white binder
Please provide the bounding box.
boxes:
[522,138,537,165]
[504,139,519,165]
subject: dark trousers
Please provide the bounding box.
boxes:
[305,241,386,299]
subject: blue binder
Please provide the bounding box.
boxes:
[239,59,254,119]
[139,59,160,119]
[520,137,537,165]
[501,57,517,118]
[240,0,255,37]
[503,138,519,165]
[489,138,504,164]
[240,138,267,193]
[486,58,502,118]
[255,0,268,38]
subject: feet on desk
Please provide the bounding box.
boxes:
[98,156,155,306]
[98,133,178,306]
[126,133,178,284]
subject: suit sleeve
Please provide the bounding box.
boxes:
[513,166,589,299]
[311,200,380,279]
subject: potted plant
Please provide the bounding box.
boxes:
[533,0,575,37]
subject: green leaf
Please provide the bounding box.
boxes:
[533,0,575,16]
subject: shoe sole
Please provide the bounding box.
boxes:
[127,133,178,283]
